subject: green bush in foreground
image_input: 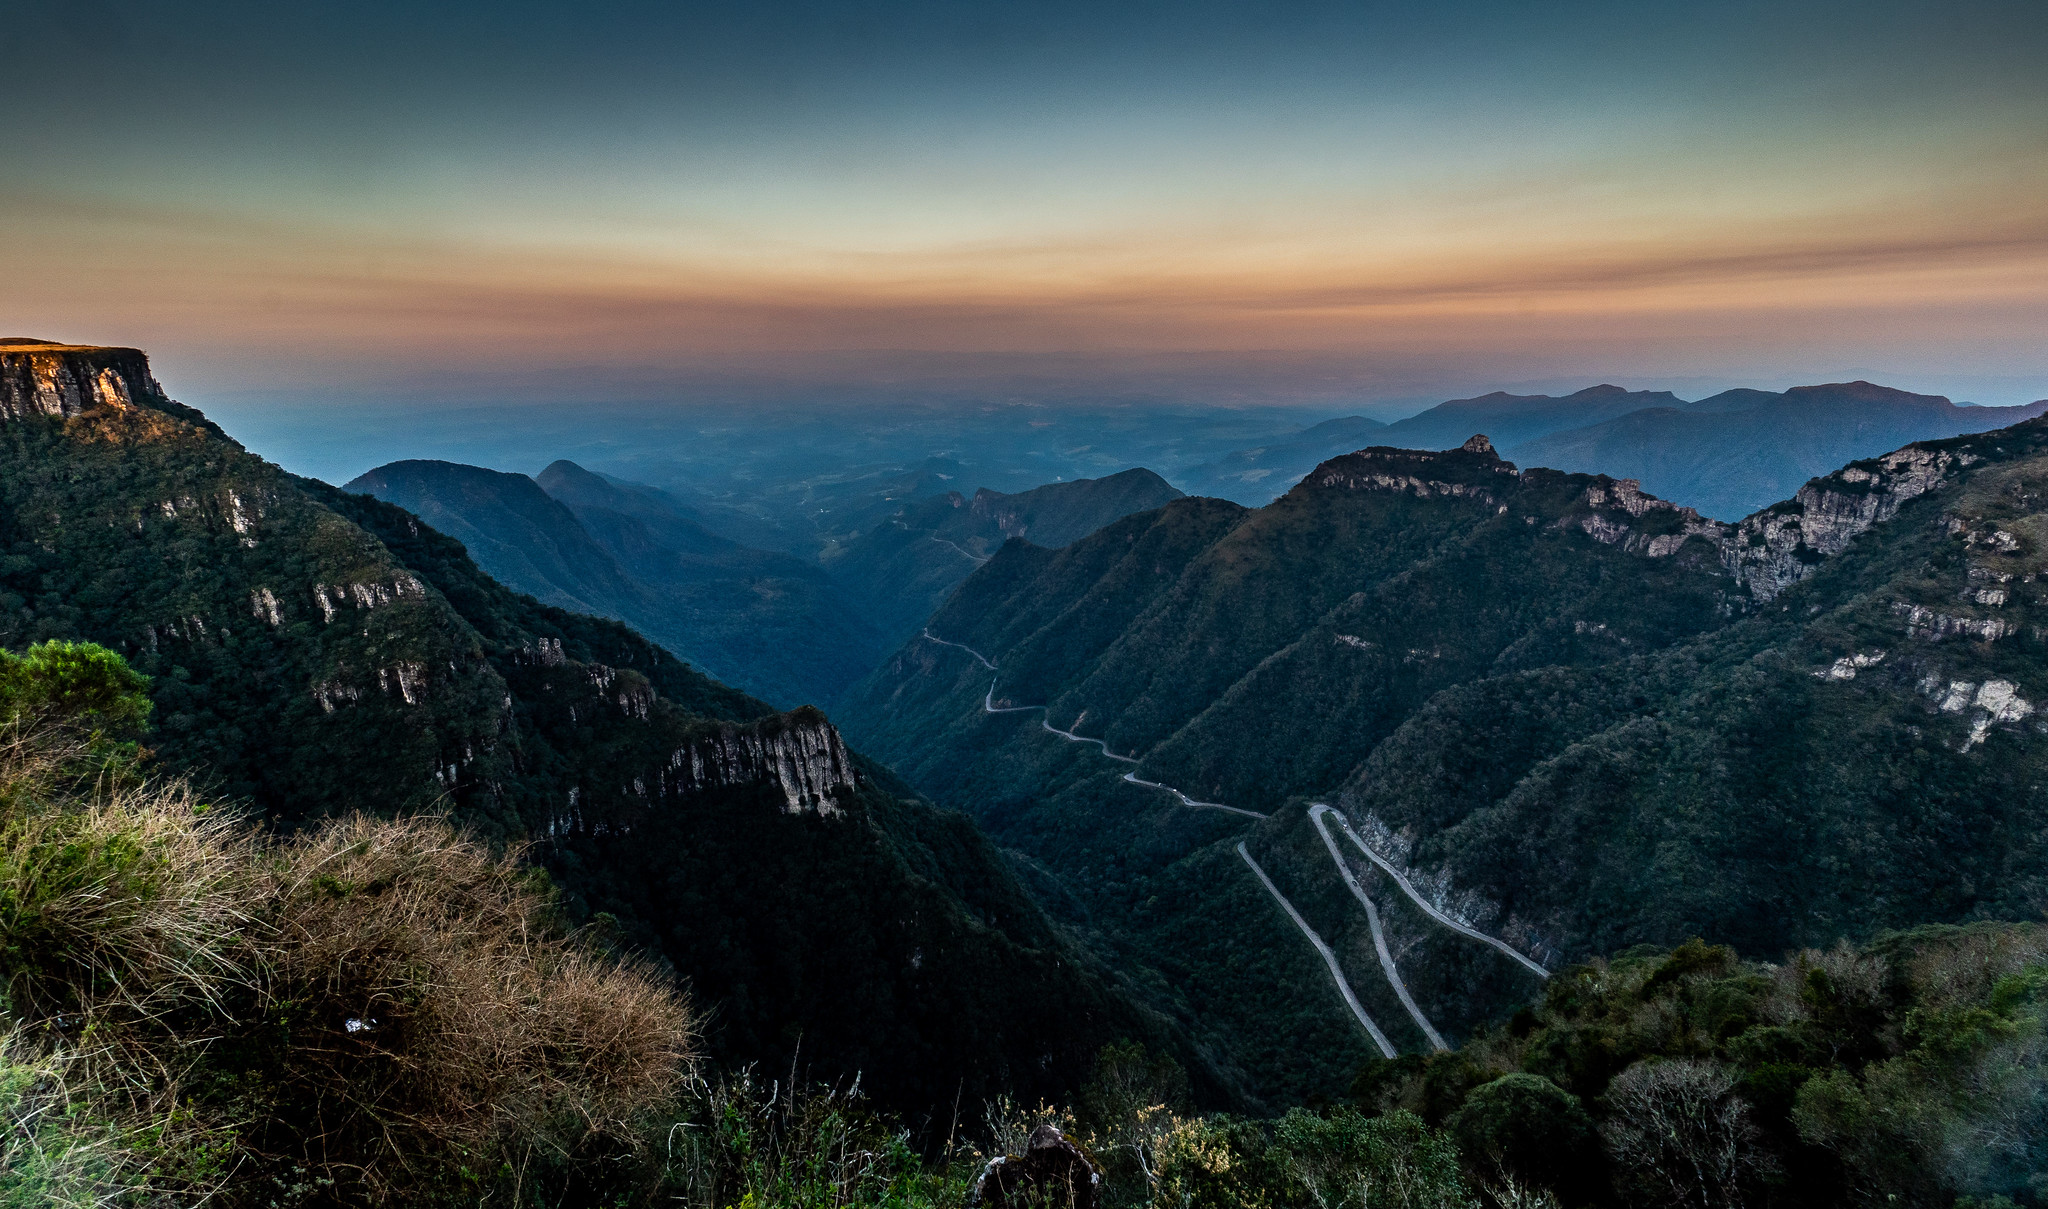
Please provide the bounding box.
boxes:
[1356,932,2048,1208]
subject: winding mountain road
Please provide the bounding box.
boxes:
[930,536,991,565]
[1310,805,1549,980]
[920,628,1539,1054]
[1238,842,1397,1059]
[923,628,996,670]
[1308,808,1447,1050]
[1122,772,1267,819]
[928,631,1266,819]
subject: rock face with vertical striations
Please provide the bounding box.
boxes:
[0,339,161,420]
[674,705,856,814]
[0,340,1212,1118]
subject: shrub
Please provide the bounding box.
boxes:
[1271,1107,1472,1209]
[0,776,247,1026]
[1443,1074,1596,1204]
[239,814,697,1203]
[0,642,150,737]
[0,1030,133,1208]
[656,1067,972,1209]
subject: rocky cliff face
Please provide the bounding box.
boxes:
[671,707,856,815]
[1311,434,1519,507]
[1720,446,1958,598]
[0,341,164,421]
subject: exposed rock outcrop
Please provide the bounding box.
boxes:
[0,342,163,421]
[666,706,856,815]
[969,1125,1102,1209]
[1507,442,1967,603]
[1312,435,1518,507]
[1722,447,1957,599]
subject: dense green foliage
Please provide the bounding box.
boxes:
[1343,423,2048,962]
[1363,926,2048,1208]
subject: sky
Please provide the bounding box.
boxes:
[5,0,2047,410]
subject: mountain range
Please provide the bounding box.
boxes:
[344,458,886,708]
[0,340,1207,1115]
[347,458,1182,704]
[12,333,2048,1149]
[1181,381,2048,519]
[839,420,2048,1101]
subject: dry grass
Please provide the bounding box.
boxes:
[256,814,695,1197]
[0,772,250,1028]
[0,727,696,1206]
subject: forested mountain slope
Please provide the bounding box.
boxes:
[824,467,1186,645]
[347,458,885,707]
[838,423,2048,1101]
[0,340,1206,1115]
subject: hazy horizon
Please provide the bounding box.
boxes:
[5,0,2044,417]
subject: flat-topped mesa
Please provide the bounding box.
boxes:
[671,706,857,815]
[1308,434,1520,505]
[0,340,166,422]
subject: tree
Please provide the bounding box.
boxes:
[1602,1059,1772,1209]
[1446,1073,1599,1204]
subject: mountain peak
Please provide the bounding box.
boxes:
[1571,384,1630,397]
[1460,434,1497,456]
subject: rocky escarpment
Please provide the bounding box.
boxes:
[1353,435,1969,604]
[1525,444,1965,601]
[670,706,856,815]
[542,706,857,837]
[1312,434,1519,507]
[1720,445,1959,598]
[0,340,165,421]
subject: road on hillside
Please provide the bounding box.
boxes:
[923,627,996,670]
[1308,808,1447,1050]
[1309,805,1549,979]
[928,630,1269,819]
[930,536,991,565]
[1238,842,1396,1059]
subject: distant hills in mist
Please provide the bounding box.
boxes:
[1184,380,2048,518]
[344,459,1181,707]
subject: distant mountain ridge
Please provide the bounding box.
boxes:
[1516,380,2048,519]
[346,459,886,708]
[1181,380,2048,513]
[825,467,1186,644]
